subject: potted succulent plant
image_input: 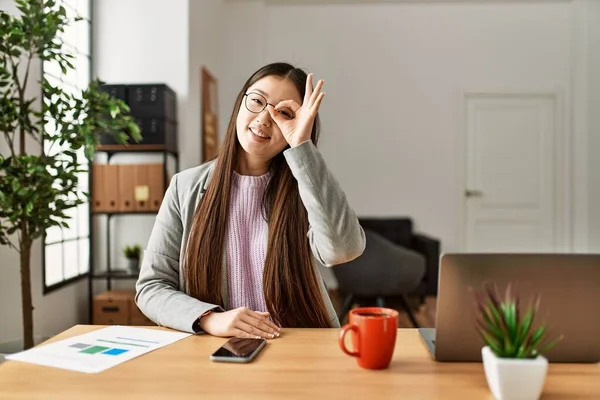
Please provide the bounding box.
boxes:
[123,244,142,274]
[472,282,564,400]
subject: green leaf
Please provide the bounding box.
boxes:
[128,121,142,142]
[528,326,546,350]
[480,328,502,350]
[537,334,564,355]
[110,104,119,118]
[503,330,514,357]
[481,302,498,326]
[505,301,517,343]
[516,344,527,358]
[517,309,534,344]
[486,299,507,335]
[485,320,504,342]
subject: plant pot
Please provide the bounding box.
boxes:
[482,346,548,400]
[127,258,140,274]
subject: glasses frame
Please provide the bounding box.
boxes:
[243,92,275,114]
[243,92,296,119]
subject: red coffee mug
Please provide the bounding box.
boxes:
[338,307,399,369]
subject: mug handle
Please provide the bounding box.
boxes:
[338,324,360,357]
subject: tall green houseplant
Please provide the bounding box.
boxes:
[0,0,141,349]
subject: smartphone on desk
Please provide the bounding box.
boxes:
[210,337,267,363]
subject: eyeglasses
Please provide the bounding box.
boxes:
[243,92,294,120]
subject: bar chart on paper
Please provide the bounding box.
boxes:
[6,326,190,373]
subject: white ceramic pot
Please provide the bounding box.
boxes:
[482,346,548,400]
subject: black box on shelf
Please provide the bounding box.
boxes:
[99,117,178,154]
[99,84,128,102]
[127,84,177,121]
[137,117,178,152]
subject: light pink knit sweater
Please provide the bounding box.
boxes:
[225,171,270,312]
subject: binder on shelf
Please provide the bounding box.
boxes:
[147,163,165,211]
[133,164,150,211]
[91,164,106,212]
[104,164,120,213]
[117,164,135,212]
[92,164,119,213]
[92,163,166,214]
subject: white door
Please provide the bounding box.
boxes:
[464,93,562,252]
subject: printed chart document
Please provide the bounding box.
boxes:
[6,326,191,373]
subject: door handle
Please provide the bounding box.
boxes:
[465,190,483,198]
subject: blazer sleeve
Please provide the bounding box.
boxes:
[283,140,366,267]
[135,173,222,333]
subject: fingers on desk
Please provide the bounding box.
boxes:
[237,309,280,339]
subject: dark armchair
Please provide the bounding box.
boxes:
[332,218,440,326]
[358,218,440,298]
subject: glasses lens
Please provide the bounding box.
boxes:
[245,93,266,113]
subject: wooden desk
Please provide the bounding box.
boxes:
[0,325,598,399]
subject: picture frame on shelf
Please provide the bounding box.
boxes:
[201,66,219,162]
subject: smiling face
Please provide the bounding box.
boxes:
[235,75,302,167]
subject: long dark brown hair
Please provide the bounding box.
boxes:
[183,62,331,327]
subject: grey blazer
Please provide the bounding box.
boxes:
[135,141,366,333]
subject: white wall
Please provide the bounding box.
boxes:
[222,0,589,255]
[0,0,87,350]
[588,1,600,252]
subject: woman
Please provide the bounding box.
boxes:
[135,62,365,339]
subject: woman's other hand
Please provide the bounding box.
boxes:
[199,307,281,339]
